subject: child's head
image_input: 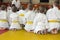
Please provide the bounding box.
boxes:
[1,5,6,10]
[21,5,26,10]
[28,4,33,10]
[12,6,17,12]
[39,6,46,13]
[53,0,59,7]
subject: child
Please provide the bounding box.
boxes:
[9,6,21,30]
[24,4,36,32]
[7,4,12,19]
[46,0,60,34]
[33,6,48,34]
[7,4,14,26]
[0,5,9,30]
[17,5,27,29]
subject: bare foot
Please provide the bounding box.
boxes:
[30,30,34,32]
[0,27,6,30]
[37,31,41,34]
[51,28,58,34]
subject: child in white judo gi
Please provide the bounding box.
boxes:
[46,0,60,34]
[0,5,9,30]
[24,4,36,32]
[7,4,12,25]
[9,6,21,30]
[33,6,48,34]
[17,5,27,29]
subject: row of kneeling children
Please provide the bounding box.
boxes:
[0,1,60,34]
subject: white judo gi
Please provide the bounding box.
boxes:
[24,10,36,32]
[0,10,9,28]
[58,10,60,30]
[12,0,20,9]
[33,13,48,33]
[17,10,27,25]
[7,7,12,25]
[9,12,21,29]
[46,6,60,32]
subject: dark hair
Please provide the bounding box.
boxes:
[29,4,33,10]
[12,6,17,12]
[54,0,59,6]
[39,5,46,13]
[21,5,26,10]
[11,4,16,7]
[1,5,6,10]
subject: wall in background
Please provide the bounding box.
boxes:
[3,0,59,5]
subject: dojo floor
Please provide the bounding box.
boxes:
[0,30,60,40]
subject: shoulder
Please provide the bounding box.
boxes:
[47,8,53,13]
[17,10,24,13]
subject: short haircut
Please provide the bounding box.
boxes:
[12,6,17,12]
[54,0,59,6]
[1,5,6,10]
